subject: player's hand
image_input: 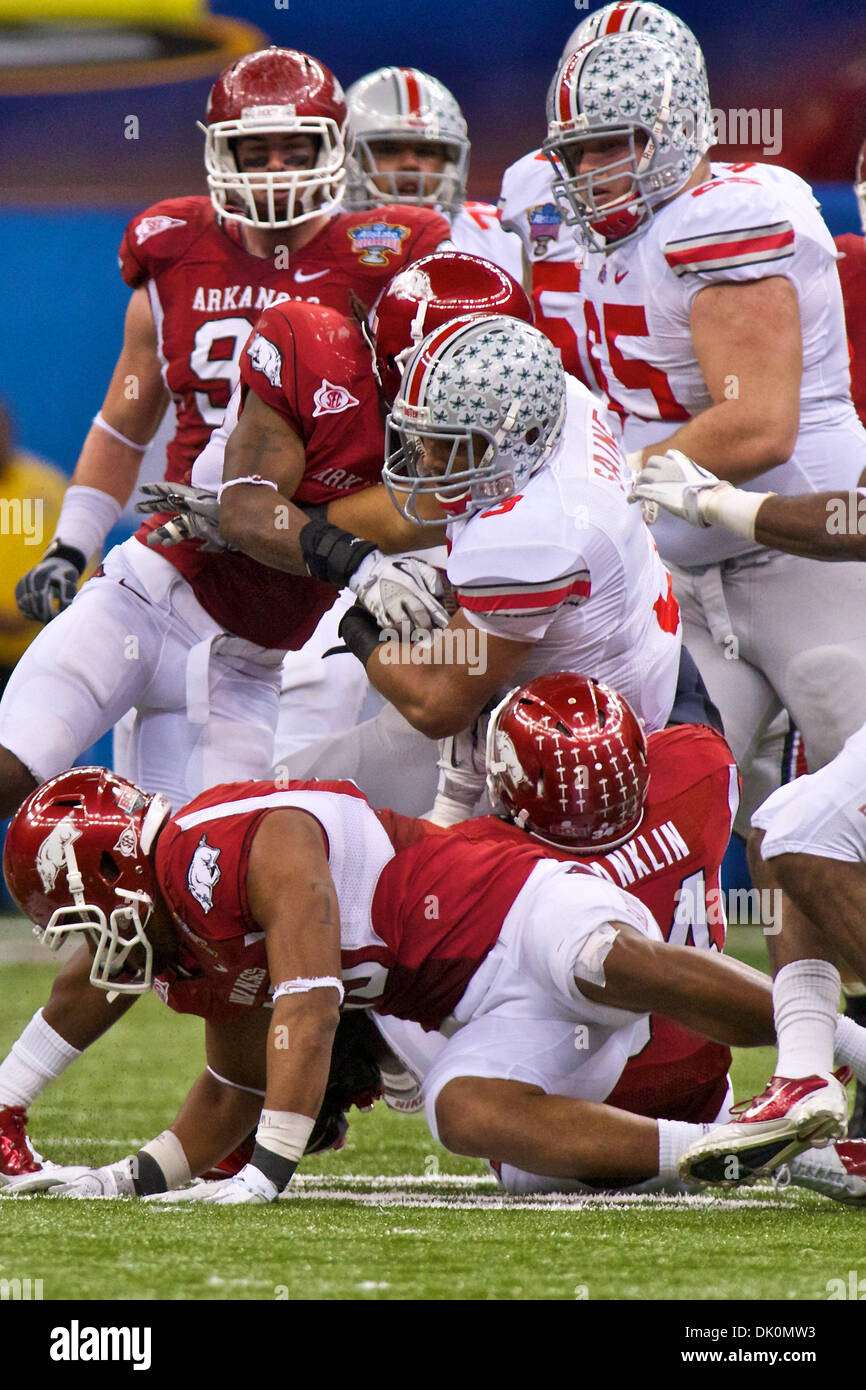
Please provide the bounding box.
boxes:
[348,554,450,631]
[426,705,493,826]
[15,541,86,623]
[629,450,732,528]
[135,482,228,552]
[146,1164,279,1205]
[0,1165,93,1196]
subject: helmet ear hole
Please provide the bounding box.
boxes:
[99,852,121,886]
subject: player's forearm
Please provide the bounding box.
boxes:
[264,995,340,1117]
[170,1069,262,1177]
[753,492,866,559]
[365,645,480,738]
[327,484,446,553]
[69,427,149,507]
[632,401,796,485]
[218,483,311,572]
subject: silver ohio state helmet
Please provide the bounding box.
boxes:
[345,66,470,212]
[383,315,565,526]
[558,2,706,77]
[543,32,713,253]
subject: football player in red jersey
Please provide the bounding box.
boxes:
[0,48,451,1182]
[0,761,770,1204]
[0,253,529,1183]
[5,683,866,1204]
[373,675,866,1200]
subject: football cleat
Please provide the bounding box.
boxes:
[0,1106,43,1185]
[679,1073,849,1186]
[380,1062,424,1116]
[788,1139,866,1206]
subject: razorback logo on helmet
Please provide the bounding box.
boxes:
[35,817,81,894]
[113,824,139,858]
[246,333,283,388]
[492,729,529,789]
[134,215,188,246]
[527,202,562,254]
[186,835,221,914]
[347,222,410,265]
[312,379,360,417]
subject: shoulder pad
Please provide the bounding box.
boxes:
[119,196,213,287]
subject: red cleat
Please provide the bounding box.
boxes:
[679,1073,849,1186]
[0,1107,42,1185]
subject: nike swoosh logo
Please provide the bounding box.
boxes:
[614,269,628,283]
[294,268,329,282]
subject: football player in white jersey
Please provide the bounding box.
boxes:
[328,313,682,821]
[499,3,705,385]
[510,28,866,839]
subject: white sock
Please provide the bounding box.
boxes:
[833,1013,866,1084]
[0,1009,82,1109]
[657,1119,708,1181]
[774,960,841,1078]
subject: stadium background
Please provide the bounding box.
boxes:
[0,0,863,862]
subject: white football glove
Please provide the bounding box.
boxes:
[348,553,450,632]
[425,706,492,827]
[145,1163,278,1206]
[629,450,732,528]
[135,482,227,551]
[0,1164,93,1196]
[29,1158,138,1199]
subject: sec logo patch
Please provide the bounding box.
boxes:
[312,379,360,417]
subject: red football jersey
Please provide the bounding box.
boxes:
[137,299,387,648]
[836,233,866,428]
[120,196,449,482]
[455,724,740,1123]
[152,778,554,1030]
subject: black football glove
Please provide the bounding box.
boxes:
[15,540,86,623]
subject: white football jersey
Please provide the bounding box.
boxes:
[448,199,525,284]
[500,156,866,565]
[446,376,681,733]
[499,148,595,384]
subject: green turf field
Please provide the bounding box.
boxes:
[2,926,865,1302]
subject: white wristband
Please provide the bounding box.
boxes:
[256,1109,316,1164]
[699,486,773,541]
[53,484,123,563]
[218,474,279,501]
[273,976,345,1004]
[92,411,149,452]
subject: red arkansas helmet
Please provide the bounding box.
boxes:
[3,768,171,995]
[371,251,533,402]
[201,47,349,228]
[486,674,649,850]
